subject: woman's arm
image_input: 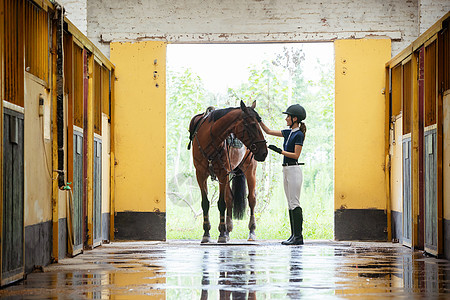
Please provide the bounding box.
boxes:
[282,144,302,160]
[260,121,283,137]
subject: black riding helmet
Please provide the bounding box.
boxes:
[282,104,306,122]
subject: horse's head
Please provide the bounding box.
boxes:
[236,100,268,162]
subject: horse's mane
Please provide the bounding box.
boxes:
[208,106,261,123]
[208,107,238,122]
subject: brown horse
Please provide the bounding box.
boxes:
[188,100,268,243]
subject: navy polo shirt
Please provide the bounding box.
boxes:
[281,128,304,165]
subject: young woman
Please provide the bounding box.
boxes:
[259,104,306,245]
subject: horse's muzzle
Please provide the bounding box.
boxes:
[254,147,268,162]
[250,140,268,162]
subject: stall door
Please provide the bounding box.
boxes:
[402,59,413,247]
[424,38,440,255]
[93,138,102,246]
[72,130,84,254]
[403,137,412,246]
[2,108,24,285]
[424,127,438,253]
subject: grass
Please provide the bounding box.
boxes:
[166,179,334,241]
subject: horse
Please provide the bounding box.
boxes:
[188,100,268,243]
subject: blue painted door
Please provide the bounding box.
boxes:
[402,137,412,247]
[2,108,24,285]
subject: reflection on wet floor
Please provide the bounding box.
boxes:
[1,240,450,299]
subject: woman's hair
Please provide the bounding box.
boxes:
[300,122,307,135]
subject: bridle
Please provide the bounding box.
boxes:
[235,112,267,154]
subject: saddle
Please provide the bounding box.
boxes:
[187,106,215,150]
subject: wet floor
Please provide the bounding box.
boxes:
[1,240,450,299]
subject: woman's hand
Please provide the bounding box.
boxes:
[268,144,302,159]
[260,122,283,137]
[268,145,283,154]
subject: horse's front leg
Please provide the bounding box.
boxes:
[197,171,212,243]
[201,189,213,243]
[247,189,257,241]
[245,163,257,241]
[217,180,229,243]
[225,182,233,237]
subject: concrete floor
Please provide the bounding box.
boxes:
[1,240,450,299]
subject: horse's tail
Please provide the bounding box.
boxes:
[232,167,247,220]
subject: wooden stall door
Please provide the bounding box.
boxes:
[424,127,438,253]
[72,130,84,254]
[424,38,440,255]
[68,41,85,256]
[402,59,413,247]
[2,108,24,285]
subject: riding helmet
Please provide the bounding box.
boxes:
[282,104,306,121]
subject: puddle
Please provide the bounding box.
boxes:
[1,241,450,298]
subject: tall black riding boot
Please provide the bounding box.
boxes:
[283,206,304,245]
[281,210,294,245]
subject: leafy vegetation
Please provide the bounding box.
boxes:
[166,45,334,240]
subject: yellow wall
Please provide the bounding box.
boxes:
[390,115,403,212]
[23,73,53,226]
[335,39,391,210]
[110,41,166,213]
[444,91,450,220]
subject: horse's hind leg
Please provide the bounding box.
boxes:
[197,172,212,243]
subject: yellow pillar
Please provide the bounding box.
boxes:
[110,41,166,240]
[334,39,391,240]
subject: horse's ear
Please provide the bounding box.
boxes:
[251,100,256,109]
[240,100,247,111]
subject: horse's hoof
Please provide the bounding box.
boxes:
[218,236,228,243]
[201,236,212,243]
[248,232,256,241]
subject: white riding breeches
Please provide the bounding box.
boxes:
[282,165,303,210]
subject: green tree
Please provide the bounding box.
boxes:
[229,47,335,238]
[166,68,218,218]
[166,46,335,240]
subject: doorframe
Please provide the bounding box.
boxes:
[0,0,5,284]
[418,46,425,250]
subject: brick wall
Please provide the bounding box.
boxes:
[60,1,449,59]
[59,0,87,35]
[419,0,450,35]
